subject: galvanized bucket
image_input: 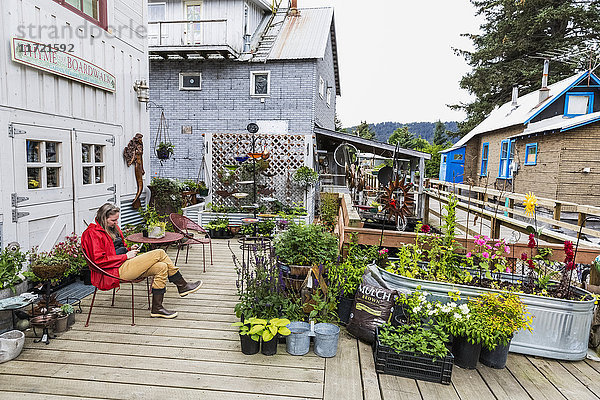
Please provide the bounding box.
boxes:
[314,323,340,358]
[378,267,595,361]
[286,321,311,356]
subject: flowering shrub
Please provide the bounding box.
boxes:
[51,233,87,278]
[465,235,511,278]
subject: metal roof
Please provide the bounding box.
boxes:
[450,71,592,150]
[268,7,341,95]
[508,111,600,139]
[314,126,431,160]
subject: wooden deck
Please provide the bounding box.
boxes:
[1,239,600,399]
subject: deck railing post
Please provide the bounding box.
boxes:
[423,192,430,225]
[553,202,562,229]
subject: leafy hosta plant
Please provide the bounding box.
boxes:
[236,317,292,342]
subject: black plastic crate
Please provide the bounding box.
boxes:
[373,331,454,385]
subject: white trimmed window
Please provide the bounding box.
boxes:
[179,72,202,91]
[26,140,63,189]
[251,71,270,97]
[326,86,332,107]
[319,76,325,99]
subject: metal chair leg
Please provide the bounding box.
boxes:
[146,278,151,310]
[185,243,190,263]
[210,240,213,265]
[202,244,206,273]
[131,283,136,326]
[85,288,98,327]
[175,243,181,264]
[111,288,116,306]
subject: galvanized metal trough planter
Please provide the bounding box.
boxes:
[378,267,595,361]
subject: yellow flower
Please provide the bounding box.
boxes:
[523,192,537,217]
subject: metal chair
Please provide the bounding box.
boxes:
[82,248,151,327]
[169,213,213,272]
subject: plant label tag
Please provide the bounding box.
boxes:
[310,320,315,333]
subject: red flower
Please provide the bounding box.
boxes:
[566,261,576,271]
[527,259,535,269]
[520,252,528,261]
[420,224,431,233]
[527,233,536,249]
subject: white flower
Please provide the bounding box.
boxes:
[459,304,470,314]
[413,306,421,313]
[422,291,429,297]
[449,302,457,308]
[453,313,462,320]
[425,303,432,309]
[428,310,435,316]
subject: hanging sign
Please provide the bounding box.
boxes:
[10,37,116,93]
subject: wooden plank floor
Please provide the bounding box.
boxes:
[1,239,600,399]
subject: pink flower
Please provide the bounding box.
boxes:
[504,246,510,254]
[485,244,492,250]
[494,242,501,248]
[482,252,490,259]
[378,248,388,255]
[521,252,528,261]
[491,254,496,259]
[466,252,472,258]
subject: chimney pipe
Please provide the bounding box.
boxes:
[291,0,298,12]
[511,85,519,107]
[539,59,550,103]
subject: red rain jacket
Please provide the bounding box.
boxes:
[81,221,129,290]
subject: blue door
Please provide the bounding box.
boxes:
[447,147,465,183]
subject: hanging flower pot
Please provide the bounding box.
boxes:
[156,142,174,160]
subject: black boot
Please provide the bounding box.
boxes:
[150,288,178,319]
[169,272,203,297]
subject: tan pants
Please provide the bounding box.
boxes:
[118,249,178,289]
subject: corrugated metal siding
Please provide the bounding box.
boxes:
[120,195,146,226]
[269,7,332,60]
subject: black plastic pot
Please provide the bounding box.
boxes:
[391,304,409,326]
[261,336,278,356]
[240,334,260,355]
[337,295,355,325]
[80,266,92,286]
[479,339,511,369]
[452,335,481,369]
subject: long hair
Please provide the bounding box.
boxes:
[96,203,120,239]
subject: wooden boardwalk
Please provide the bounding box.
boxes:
[1,239,600,399]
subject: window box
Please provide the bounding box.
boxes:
[524,143,537,166]
[53,0,107,30]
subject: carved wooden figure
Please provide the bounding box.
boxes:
[124,133,145,209]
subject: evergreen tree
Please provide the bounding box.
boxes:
[452,0,600,136]
[433,120,448,146]
[388,126,415,148]
[335,113,346,132]
[354,121,375,140]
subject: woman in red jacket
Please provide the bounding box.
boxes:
[81,203,202,318]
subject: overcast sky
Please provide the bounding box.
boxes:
[298,0,482,127]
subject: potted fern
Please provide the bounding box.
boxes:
[156,142,174,160]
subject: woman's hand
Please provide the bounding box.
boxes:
[126,249,139,259]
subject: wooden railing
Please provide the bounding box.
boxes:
[424,179,600,248]
[148,19,228,47]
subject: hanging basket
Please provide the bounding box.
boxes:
[156,148,171,160]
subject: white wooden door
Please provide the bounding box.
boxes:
[72,130,116,234]
[11,124,75,252]
[185,1,203,44]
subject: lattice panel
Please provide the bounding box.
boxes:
[210,133,307,209]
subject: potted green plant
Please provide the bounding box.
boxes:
[0,246,28,296]
[156,141,174,160]
[274,223,338,283]
[197,181,209,197]
[61,303,76,327]
[27,252,69,284]
[147,221,167,239]
[53,306,69,333]
[206,217,230,239]
[232,317,263,355]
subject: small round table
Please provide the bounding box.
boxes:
[126,232,184,261]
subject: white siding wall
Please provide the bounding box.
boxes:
[0,0,149,247]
